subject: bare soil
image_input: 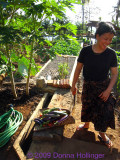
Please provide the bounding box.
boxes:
[0,84,44,160]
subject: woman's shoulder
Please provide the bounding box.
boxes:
[106,47,116,54]
[106,47,117,59]
[81,45,92,52]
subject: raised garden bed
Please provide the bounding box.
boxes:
[13,93,49,160]
[0,55,78,160]
[36,55,77,80]
[12,88,75,160]
[35,55,77,89]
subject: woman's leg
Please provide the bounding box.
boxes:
[99,132,112,148]
[77,122,90,130]
[83,122,90,128]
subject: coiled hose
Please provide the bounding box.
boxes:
[0,106,23,147]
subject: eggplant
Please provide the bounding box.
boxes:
[49,117,60,122]
[44,113,60,118]
[34,118,43,124]
[42,116,51,121]
[34,119,43,125]
[55,115,68,124]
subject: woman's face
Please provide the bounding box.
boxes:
[96,32,114,50]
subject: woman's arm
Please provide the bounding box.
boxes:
[71,62,83,93]
[99,67,118,102]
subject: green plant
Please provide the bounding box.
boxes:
[0,0,83,97]
[83,37,90,44]
[116,51,120,96]
[0,54,8,74]
[49,40,81,58]
[58,62,69,79]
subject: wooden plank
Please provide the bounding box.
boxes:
[47,79,70,89]
[48,89,73,112]
[47,80,53,85]
[13,93,49,160]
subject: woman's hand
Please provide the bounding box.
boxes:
[99,89,111,102]
[71,62,83,95]
[99,67,118,102]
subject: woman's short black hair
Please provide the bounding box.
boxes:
[95,22,116,38]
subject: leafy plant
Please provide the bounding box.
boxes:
[58,62,69,79]
[116,51,120,96]
[82,37,90,44]
[0,26,24,98]
[17,56,41,78]
[0,0,83,98]
[0,53,8,74]
[49,40,81,58]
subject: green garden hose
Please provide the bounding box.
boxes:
[0,105,23,147]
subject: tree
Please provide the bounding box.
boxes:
[21,0,81,95]
[114,0,120,26]
[0,0,29,98]
[81,0,90,29]
[0,0,83,97]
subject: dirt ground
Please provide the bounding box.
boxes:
[27,91,120,160]
[63,95,120,160]
[0,84,44,160]
[0,82,120,160]
[0,62,120,160]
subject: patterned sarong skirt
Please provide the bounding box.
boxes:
[81,78,116,132]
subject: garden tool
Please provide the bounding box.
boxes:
[72,88,77,106]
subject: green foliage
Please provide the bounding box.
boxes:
[0,0,82,97]
[0,50,41,78]
[82,37,90,44]
[0,52,9,74]
[116,51,120,95]
[58,62,69,79]
[116,51,120,56]
[0,26,24,44]
[49,40,81,58]
[17,56,41,78]
[0,52,8,64]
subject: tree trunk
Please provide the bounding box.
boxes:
[6,44,17,98]
[26,40,34,95]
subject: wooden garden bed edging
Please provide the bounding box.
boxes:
[35,55,78,90]
[35,59,51,79]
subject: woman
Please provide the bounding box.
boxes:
[71,22,118,148]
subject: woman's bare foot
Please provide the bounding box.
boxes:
[98,135,112,148]
[98,132,113,148]
[76,122,89,130]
